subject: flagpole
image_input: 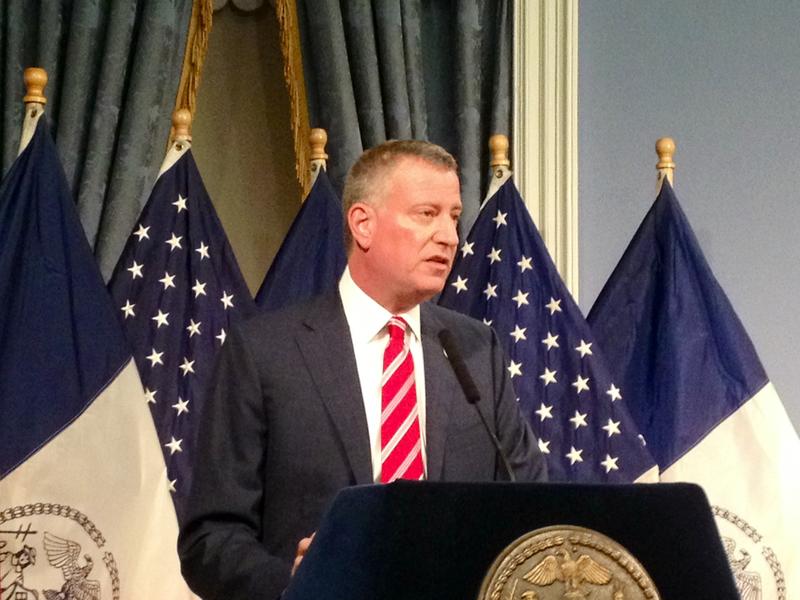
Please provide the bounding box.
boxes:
[17,67,47,156]
[655,136,676,193]
[308,127,328,190]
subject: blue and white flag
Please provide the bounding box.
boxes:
[0,118,191,596]
[439,179,657,483]
[256,168,346,310]
[588,180,800,598]
[108,143,256,524]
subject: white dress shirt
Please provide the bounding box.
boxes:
[339,267,427,482]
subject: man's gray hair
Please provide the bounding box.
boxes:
[342,140,458,251]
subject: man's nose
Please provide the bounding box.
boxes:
[434,215,459,247]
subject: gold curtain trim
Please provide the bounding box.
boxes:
[173,0,214,134]
[276,0,312,197]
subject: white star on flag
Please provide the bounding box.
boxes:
[121,300,135,319]
[172,194,188,212]
[575,340,593,357]
[179,357,195,376]
[510,325,527,343]
[487,247,502,264]
[134,224,150,241]
[152,310,170,328]
[545,297,562,315]
[192,279,207,298]
[492,210,508,228]
[159,272,176,290]
[517,255,533,273]
[512,290,529,308]
[539,368,557,386]
[606,384,622,402]
[195,241,210,260]
[572,374,590,394]
[566,446,584,465]
[541,332,559,350]
[451,275,468,294]
[602,419,621,437]
[569,411,588,429]
[144,387,157,404]
[186,320,202,338]
[172,397,189,416]
[165,437,183,454]
[146,348,164,367]
[166,233,183,251]
[216,328,227,345]
[460,241,474,257]
[128,260,144,279]
[535,403,554,421]
[601,454,619,473]
[537,439,551,454]
[507,360,522,378]
[220,291,235,309]
[483,283,498,299]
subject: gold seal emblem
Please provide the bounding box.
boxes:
[478,525,661,600]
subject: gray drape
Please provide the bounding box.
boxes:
[1,1,192,279]
[298,0,512,232]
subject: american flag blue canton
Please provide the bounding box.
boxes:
[439,179,656,482]
[256,168,346,310]
[108,149,256,522]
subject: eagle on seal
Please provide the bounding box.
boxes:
[523,548,612,599]
[42,532,101,600]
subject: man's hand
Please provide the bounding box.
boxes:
[291,533,315,577]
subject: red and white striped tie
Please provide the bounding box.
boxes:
[380,317,424,483]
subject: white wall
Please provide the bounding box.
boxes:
[579,0,800,428]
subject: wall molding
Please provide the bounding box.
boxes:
[513,0,579,298]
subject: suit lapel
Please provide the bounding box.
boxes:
[295,292,373,485]
[421,304,456,481]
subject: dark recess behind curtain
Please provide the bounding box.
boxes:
[298,0,512,233]
[0,0,192,279]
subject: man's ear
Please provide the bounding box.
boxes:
[348,202,375,251]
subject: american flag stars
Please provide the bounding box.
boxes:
[108,153,256,518]
[439,180,656,483]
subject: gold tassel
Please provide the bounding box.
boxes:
[276,0,312,198]
[172,0,214,142]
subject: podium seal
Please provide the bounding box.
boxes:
[478,525,660,600]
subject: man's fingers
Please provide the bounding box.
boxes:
[291,533,316,577]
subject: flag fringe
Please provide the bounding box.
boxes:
[172,0,213,143]
[276,0,312,198]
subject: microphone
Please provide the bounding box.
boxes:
[438,329,516,482]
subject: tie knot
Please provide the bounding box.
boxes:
[387,316,408,341]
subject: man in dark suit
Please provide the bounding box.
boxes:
[178,140,547,600]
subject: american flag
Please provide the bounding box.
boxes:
[439,179,657,482]
[108,148,256,522]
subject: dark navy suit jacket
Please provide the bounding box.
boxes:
[178,291,546,599]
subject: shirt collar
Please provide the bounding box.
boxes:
[339,266,421,343]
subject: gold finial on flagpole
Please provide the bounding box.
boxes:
[23,67,48,105]
[489,134,511,172]
[656,137,676,188]
[309,128,329,162]
[172,108,193,147]
[483,134,512,204]
[307,128,328,192]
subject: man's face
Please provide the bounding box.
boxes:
[356,157,461,312]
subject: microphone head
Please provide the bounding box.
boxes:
[438,329,481,404]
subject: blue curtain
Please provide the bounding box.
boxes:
[0,0,193,279]
[297,0,512,233]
